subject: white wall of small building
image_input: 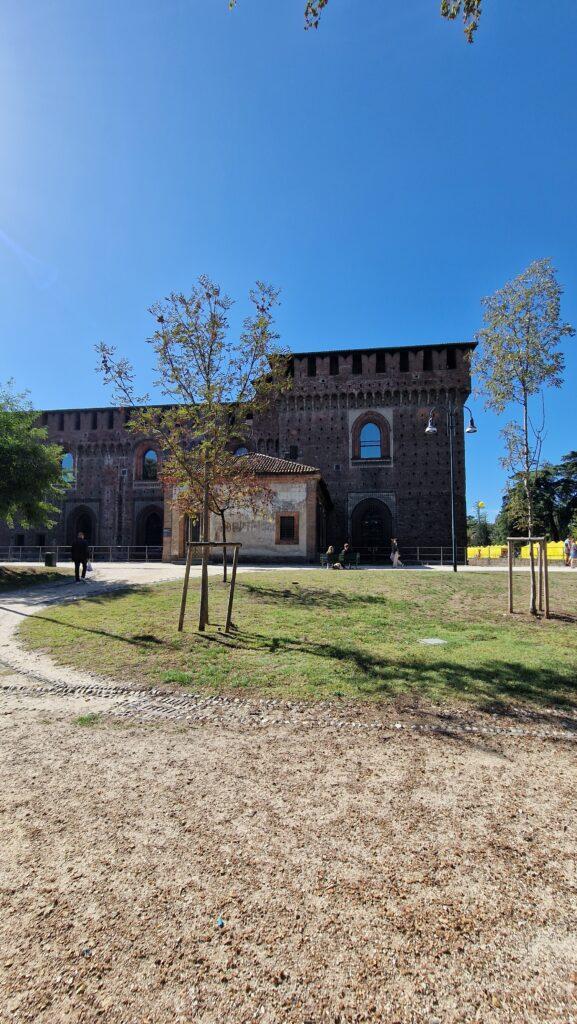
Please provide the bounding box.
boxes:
[211,479,310,560]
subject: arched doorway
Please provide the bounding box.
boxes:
[143,511,162,546]
[135,506,164,547]
[351,499,392,550]
[67,507,96,544]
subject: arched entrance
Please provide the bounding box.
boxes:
[67,507,96,544]
[143,511,162,546]
[351,498,392,550]
[135,506,164,547]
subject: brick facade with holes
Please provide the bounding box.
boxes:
[0,342,474,560]
[250,342,474,555]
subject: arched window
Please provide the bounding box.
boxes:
[142,449,158,480]
[359,422,381,459]
[234,446,249,456]
[61,452,74,483]
[351,412,391,461]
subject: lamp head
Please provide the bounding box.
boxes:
[465,416,477,434]
[425,415,437,436]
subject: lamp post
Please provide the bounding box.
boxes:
[425,402,477,572]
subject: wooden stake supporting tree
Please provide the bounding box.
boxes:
[507,537,550,618]
[178,541,242,634]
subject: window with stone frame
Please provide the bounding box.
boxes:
[275,512,299,544]
[351,413,390,461]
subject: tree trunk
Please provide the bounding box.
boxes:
[198,462,210,631]
[522,390,537,616]
[221,512,227,583]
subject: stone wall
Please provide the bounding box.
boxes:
[0,342,473,558]
[0,407,164,551]
[163,476,322,563]
[252,344,473,551]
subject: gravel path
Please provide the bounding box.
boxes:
[1,705,576,1024]
[1,567,576,1024]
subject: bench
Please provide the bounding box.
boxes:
[319,553,361,568]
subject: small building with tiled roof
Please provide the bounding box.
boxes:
[243,452,319,475]
[162,453,332,563]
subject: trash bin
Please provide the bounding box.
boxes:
[44,552,56,567]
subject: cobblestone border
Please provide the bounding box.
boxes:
[1,675,576,742]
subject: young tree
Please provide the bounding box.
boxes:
[474,259,575,614]
[173,453,273,582]
[0,382,66,529]
[97,275,287,630]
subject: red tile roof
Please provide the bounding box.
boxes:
[246,453,319,475]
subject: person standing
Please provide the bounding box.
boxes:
[564,536,572,567]
[71,531,89,582]
[571,539,577,569]
[390,537,403,568]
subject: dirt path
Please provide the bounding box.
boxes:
[0,568,576,1023]
[1,706,575,1024]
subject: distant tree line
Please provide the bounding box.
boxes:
[468,451,577,545]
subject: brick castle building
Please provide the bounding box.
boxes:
[0,341,474,561]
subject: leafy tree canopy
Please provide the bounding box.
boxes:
[0,382,67,528]
[98,275,287,512]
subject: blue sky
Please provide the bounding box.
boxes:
[0,0,575,518]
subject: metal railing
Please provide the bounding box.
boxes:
[0,545,163,563]
[344,546,468,565]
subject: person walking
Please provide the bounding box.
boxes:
[571,539,577,569]
[564,536,572,567]
[71,531,89,582]
[390,537,403,568]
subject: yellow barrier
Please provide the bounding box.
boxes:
[467,546,507,559]
[519,542,564,559]
[467,542,565,560]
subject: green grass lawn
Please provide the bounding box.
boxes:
[18,569,577,710]
[0,566,73,591]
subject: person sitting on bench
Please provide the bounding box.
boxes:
[339,542,352,568]
[326,545,336,567]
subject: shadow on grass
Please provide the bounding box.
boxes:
[239,582,392,610]
[0,580,152,609]
[12,585,577,716]
[3,585,164,649]
[198,628,577,715]
[549,611,577,624]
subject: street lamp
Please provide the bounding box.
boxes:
[425,402,478,572]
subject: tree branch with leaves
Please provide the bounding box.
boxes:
[229,0,483,42]
[171,452,273,582]
[97,275,288,630]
